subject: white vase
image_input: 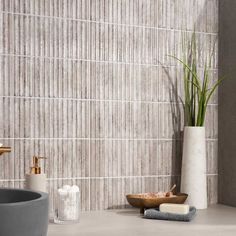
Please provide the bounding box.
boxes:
[180,126,207,209]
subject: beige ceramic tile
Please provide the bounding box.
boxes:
[0,0,219,210]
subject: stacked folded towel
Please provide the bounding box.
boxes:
[144,204,197,222]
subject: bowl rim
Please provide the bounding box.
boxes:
[0,188,48,206]
[126,193,188,199]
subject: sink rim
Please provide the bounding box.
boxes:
[0,188,48,206]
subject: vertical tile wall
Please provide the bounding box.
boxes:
[0,0,218,211]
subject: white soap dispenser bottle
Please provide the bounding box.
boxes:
[25,156,47,192]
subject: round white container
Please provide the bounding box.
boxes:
[181,126,207,209]
[54,185,80,224]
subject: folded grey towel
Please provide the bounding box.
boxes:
[144,206,197,222]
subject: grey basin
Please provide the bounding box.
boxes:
[0,188,49,236]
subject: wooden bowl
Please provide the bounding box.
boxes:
[126,193,188,210]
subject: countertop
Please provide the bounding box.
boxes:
[48,204,236,236]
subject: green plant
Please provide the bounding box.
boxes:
[170,32,223,126]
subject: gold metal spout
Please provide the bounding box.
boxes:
[0,147,11,156]
[30,156,47,174]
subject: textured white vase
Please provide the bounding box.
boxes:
[181,126,207,209]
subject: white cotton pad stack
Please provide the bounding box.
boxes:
[57,185,80,221]
[160,203,190,215]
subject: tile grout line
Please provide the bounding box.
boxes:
[88,45,91,211]
[0,174,218,182]
[0,137,218,141]
[0,95,219,106]
[1,11,218,35]
[0,53,219,70]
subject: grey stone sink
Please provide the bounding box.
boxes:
[0,188,49,236]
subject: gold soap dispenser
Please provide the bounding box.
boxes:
[25,156,47,192]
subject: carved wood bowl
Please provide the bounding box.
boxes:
[126,193,188,213]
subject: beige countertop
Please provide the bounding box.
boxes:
[48,204,236,236]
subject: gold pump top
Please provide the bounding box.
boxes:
[30,156,46,174]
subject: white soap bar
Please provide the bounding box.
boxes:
[160,204,189,215]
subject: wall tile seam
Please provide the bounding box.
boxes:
[0,96,219,106]
[0,54,219,70]
[87,39,92,211]
[0,138,218,141]
[1,11,218,35]
[0,174,218,182]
